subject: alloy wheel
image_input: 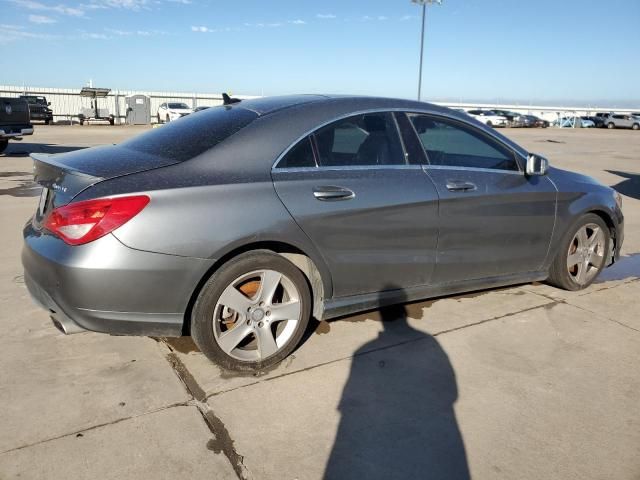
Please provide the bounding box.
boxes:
[566,223,606,286]
[212,269,302,361]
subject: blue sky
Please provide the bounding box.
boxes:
[0,0,638,105]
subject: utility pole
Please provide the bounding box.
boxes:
[412,0,443,101]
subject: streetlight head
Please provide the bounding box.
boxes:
[411,0,442,5]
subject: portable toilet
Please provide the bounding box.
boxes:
[125,95,151,125]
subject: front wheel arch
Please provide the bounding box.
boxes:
[587,209,618,264]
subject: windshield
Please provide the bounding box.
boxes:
[168,103,190,109]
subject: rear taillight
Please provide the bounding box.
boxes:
[43,195,150,245]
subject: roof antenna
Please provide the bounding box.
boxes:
[222,92,241,105]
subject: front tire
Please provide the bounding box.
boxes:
[486,121,493,128]
[607,122,615,129]
[166,114,170,123]
[547,214,610,291]
[191,250,311,371]
[0,139,8,154]
[632,123,639,131]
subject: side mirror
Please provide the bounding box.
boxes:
[526,153,549,176]
[47,102,51,106]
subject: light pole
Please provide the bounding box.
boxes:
[412,0,442,101]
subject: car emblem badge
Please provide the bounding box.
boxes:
[4,103,12,115]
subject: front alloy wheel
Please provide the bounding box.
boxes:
[548,214,610,291]
[565,223,606,286]
[191,250,311,371]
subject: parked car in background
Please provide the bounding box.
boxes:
[524,115,549,128]
[157,102,193,123]
[604,114,640,130]
[466,109,508,127]
[19,95,53,124]
[595,112,613,125]
[517,115,537,128]
[492,109,527,127]
[582,116,606,128]
[554,116,595,128]
[0,97,33,154]
[22,95,624,370]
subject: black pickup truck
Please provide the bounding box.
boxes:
[0,98,33,154]
[20,95,54,124]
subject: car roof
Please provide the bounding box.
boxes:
[234,94,453,117]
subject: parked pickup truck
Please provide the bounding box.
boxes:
[0,98,33,154]
[19,95,54,124]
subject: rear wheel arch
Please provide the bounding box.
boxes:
[183,241,330,334]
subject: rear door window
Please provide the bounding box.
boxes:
[277,137,317,168]
[312,112,405,167]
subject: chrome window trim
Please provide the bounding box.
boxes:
[273,164,425,174]
[271,107,528,172]
[423,165,524,176]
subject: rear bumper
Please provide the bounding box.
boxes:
[22,222,215,336]
[0,125,34,138]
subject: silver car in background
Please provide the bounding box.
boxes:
[604,114,640,130]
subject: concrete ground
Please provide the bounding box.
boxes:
[1,125,638,480]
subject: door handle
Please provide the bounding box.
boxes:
[446,180,477,192]
[313,186,355,201]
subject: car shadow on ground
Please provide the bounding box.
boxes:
[324,285,470,480]
[595,253,640,282]
[606,170,640,201]
[1,143,87,157]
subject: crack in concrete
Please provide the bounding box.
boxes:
[207,300,557,399]
[525,289,640,334]
[0,401,190,456]
[162,346,250,480]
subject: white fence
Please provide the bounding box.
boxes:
[1,85,637,125]
[0,85,256,124]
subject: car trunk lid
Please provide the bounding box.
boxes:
[31,145,180,223]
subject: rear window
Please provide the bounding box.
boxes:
[121,106,258,162]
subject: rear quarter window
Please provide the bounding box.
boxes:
[121,106,258,162]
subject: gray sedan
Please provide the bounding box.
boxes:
[22,95,624,370]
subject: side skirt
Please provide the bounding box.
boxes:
[321,271,548,320]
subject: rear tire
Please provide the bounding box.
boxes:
[632,123,639,131]
[607,122,615,129]
[191,250,311,371]
[547,214,610,291]
[0,140,8,154]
